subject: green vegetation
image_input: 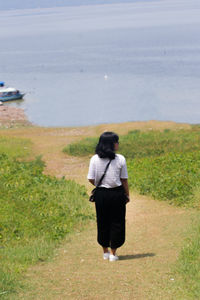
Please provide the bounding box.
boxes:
[63,129,200,160]
[63,128,200,207]
[119,129,200,159]
[0,136,92,298]
[63,137,98,157]
[172,216,200,299]
[0,136,32,159]
[128,151,200,206]
[1,126,200,298]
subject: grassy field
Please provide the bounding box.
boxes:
[128,151,200,207]
[63,128,200,159]
[64,126,200,298]
[1,122,199,299]
[0,136,93,298]
[64,127,200,207]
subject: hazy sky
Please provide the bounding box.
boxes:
[0,0,153,11]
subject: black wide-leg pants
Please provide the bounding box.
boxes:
[95,185,126,249]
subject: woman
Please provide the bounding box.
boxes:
[87,132,129,261]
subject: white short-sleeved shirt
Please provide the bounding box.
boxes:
[87,154,128,188]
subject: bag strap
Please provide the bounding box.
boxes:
[96,159,111,188]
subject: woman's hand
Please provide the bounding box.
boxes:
[125,194,130,204]
[121,178,130,203]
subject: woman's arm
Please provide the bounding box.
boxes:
[88,179,95,186]
[121,178,130,203]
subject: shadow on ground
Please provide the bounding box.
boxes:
[119,253,156,260]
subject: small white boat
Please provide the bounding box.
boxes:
[0,81,25,102]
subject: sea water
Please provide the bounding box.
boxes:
[0,0,200,126]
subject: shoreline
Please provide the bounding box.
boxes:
[0,104,193,132]
[0,105,31,128]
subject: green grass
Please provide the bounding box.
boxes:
[0,136,93,298]
[127,151,200,207]
[63,137,98,157]
[0,135,32,159]
[171,216,200,299]
[63,129,200,159]
[63,128,200,207]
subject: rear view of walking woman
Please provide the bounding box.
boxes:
[87,132,129,261]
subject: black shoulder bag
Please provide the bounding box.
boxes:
[89,159,111,202]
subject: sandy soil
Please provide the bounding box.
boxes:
[0,105,30,128]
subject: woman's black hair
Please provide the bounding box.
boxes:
[95,132,119,159]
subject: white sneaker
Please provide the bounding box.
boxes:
[103,252,110,260]
[109,254,119,262]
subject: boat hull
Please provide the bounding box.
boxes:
[0,93,25,102]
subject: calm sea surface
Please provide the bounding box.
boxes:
[0,0,200,126]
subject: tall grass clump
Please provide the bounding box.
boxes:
[63,137,98,157]
[63,129,200,159]
[0,137,92,298]
[119,129,200,159]
[127,151,200,206]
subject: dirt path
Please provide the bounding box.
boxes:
[18,195,196,300]
[1,121,196,299]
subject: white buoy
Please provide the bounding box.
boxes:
[104,74,108,80]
